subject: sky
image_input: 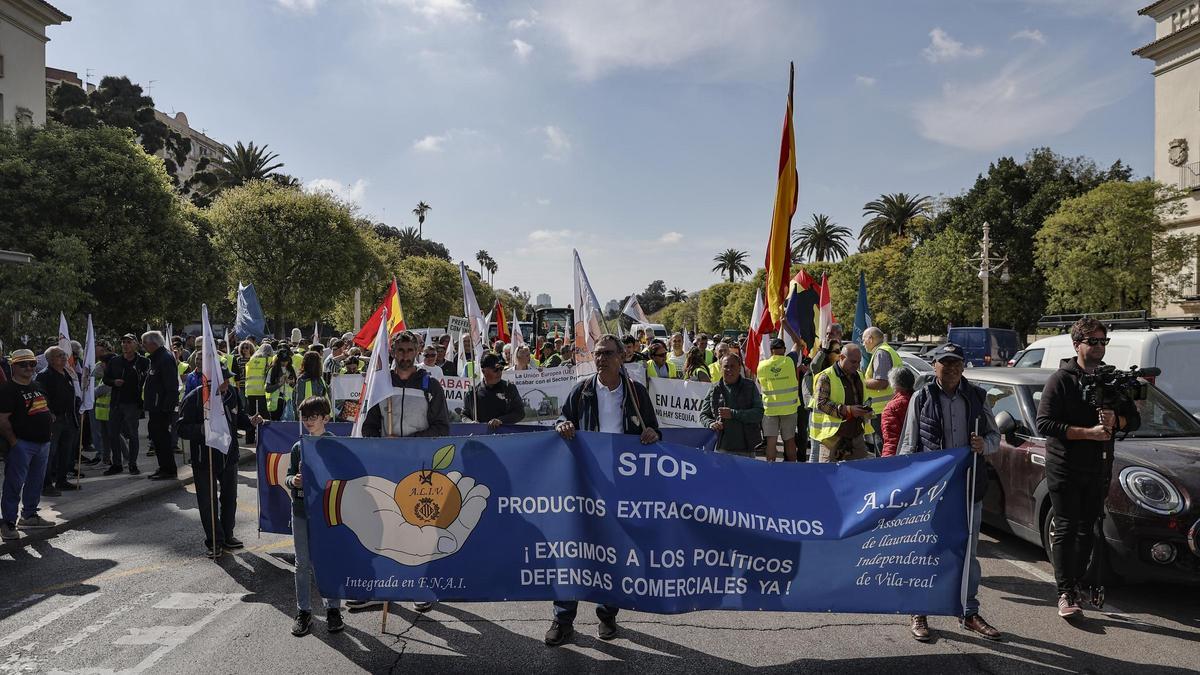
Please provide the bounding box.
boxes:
[45,0,1157,309]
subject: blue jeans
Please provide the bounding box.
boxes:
[2,439,51,523]
[552,601,618,625]
[965,501,983,617]
[293,511,338,612]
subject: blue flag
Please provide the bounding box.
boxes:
[301,431,973,615]
[852,271,872,345]
[234,282,267,340]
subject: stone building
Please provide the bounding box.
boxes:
[0,0,69,125]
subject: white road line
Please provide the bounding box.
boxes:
[0,593,45,615]
[0,593,99,649]
[52,593,154,654]
[125,593,245,674]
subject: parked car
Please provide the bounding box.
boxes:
[946,327,1021,367]
[968,368,1200,585]
[897,342,939,359]
[631,323,669,341]
[1016,329,1200,415]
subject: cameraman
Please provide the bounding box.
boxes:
[1035,317,1139,620]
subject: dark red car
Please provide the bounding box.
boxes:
[969,368,1200,585]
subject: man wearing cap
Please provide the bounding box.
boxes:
[463,353,524,429]
[899,342,1001,643]
[36,346,80,494]
[142,331,180,480]
[104,334,149,475]
[758,338,800,462]
[0,349,56,538]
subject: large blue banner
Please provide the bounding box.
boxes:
[257,423,717,534]
[301,432,973,615]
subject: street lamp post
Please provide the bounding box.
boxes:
[966,222,1009,329]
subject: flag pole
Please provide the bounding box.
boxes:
[74,411,85,489]
[209,445,220,560]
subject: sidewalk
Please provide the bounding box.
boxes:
[0,422,256,555]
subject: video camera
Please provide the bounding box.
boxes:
[1079,365,1161,409]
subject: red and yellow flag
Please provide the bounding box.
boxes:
[764,62,797,328]
[493,299,510,344]
[352,278,406,349]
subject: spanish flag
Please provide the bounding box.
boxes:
[764,62,797,328]
[493,299,510,344]
[352,278,406,349]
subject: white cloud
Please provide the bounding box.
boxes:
[855,74,877,87]
[922,28,984,63]
[413,132,450,153]
[536,0,811,80]
[659,231,683,244]
[508,11,538,29]
[275,0,321,13]
[378,0,481,22]
[912,53,1133,152]
[1011,28,1046,44]
[542,125,571,160]
[536,198,551,206]
[304,178,368,204]
[527,229,574,244]
[512,39,534,62]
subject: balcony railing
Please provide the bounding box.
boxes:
[1178,162,1200,191]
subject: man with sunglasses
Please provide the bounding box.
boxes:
[548,333,660,647]
[0,350,57,539]
[644,341,678,379]
[1036,317,1139,620]
[463,353,524,429]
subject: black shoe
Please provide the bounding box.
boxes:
[205,543,219,559]
[129,465,141,475]
[544,621,574,647]
[146,449,156,456]
[56,482,82,491]
[326,609,345,633]
[148,472,177,481]
[84,456,103,466]
[413,601,434,613]
[68,470,85,478]
[292,611,312,637]
[223,537,244,552]
[103,465,124,476]
[41,486,62,497]
[598,615,619,641]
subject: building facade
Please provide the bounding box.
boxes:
[535,293,552,307]
[1136,0,1200,316]
[0,0,69,125]
[154,109,222,184]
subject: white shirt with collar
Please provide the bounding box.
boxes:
[595,376,625,434]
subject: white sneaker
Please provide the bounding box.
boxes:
[0,522,18,540]
[17,515,54,528]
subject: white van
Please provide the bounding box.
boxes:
[1015,329,1200,413]
[630,323,669,341]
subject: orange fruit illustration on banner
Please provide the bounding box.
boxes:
[394,444,462,528]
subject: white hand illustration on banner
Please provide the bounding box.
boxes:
[334,472,489,566]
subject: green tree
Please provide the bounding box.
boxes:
[412,201,432,238]
[792,213,851,262]
[476,250,490,277]
[720,270,767,331]
[0,123,223,336]
[697,283,740,333]
[372,222,451,260]
[907,229,981,334]
[210,141,285,191]
[859,193,932,251]
[711,248,751,283]
[0,235,92,343]
[209,181,376,336]
[933,147,1133,333]
[667,287,688,303]
[638,280,669,315]
[653,296,699,333]
[1036,181,1193,314]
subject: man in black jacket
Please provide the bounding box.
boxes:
[141,331,180,480]
[462,353,524,428]
[1036,317,1140,620]
[35,347,79,495]
[700,353,764,456]
[548,334,660,647]
[104,334,149,475]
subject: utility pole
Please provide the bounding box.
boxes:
[966,222,1009,328]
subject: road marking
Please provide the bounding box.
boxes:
[249,549,294,572]
[124,593,244,674]
[0,593,99,650]
[53,593,155,654]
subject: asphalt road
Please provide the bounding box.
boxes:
[0,469,1196,674]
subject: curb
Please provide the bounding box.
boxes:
[0,446,257,555]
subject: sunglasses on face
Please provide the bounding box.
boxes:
[1077,337,1110,346]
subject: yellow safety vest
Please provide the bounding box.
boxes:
[809,365,874,442]
[756,354,799,417]
[296,378,330,407]
[645,359,678,379]
[221,352,235,374]
[245,355,268,396]
[864,342,903,415]
[704,350,716,365]
[94,365,110,422]
[291,352,304,375]
[708,359,722,381]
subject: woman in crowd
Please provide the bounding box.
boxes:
[684,347,711,382]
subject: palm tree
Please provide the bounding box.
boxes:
[486,258,498,285]
[859,192,932,251]
[476,250,489,277]
[396,226,422,250]
[667,287,688,303]
[412,201,432,238]
[212,141,285,189]
[792,213,852,262]
[711,249,752,283]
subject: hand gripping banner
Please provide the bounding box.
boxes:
[301,431,973,616]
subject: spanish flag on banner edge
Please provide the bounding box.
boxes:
[352,278,406,349]
[764,62,798,329]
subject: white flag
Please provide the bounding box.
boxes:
[165,323,174,350]
[352,308,397,437]
[682,327,693,352]
[459,262,485,348]
[79,315,96,413]
[202,304,233,453]
[511,314,525,359]
[572,249,606,358]
[58,312,82,398]
[622,295,650,325]
[312,321,320,347]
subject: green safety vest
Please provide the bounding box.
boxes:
[645,359,678,379]
[809,365,874,442]
[295,378,330,408]
[864,342,903,415]
[291,352,304,376]
[267,382,291,412]
[245,355,268,396]
[708,359,723,381]
[757,354,799,417]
